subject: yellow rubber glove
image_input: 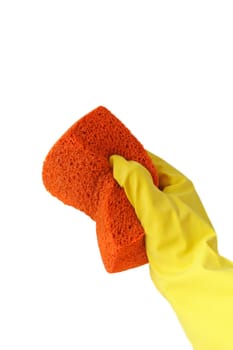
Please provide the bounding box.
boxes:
[110,152,233,350]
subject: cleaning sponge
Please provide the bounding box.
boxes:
[42,106,159,272]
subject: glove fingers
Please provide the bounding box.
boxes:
[109,154,174,237]
[146,151,189,191]
[147,151,213,225]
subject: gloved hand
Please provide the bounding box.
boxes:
[110,151,233,350]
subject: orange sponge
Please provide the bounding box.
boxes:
[42,106,159,272]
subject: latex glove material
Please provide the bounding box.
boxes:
[110,152,233,350]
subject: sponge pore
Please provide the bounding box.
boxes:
[42,106,159,272]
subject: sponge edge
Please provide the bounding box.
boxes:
[42,106,159,272]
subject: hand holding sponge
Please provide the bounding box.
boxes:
[110,151,233,350]
[43,106,233,349]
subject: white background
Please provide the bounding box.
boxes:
[0,1,233,349]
